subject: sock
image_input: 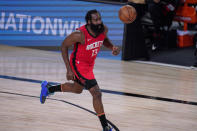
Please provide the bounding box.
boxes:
[48,84,61,93]
[98,113,108,129]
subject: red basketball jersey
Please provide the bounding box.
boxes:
[70,25,106,66]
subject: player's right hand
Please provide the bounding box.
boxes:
[66,69,75,81]
[112,46,120,56]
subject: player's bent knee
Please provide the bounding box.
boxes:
[92,90,102,99]
[73,82,84,94]
[75,89,83,94]
[89,85,102,99]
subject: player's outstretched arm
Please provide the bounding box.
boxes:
[61,31,84,80]
[103,25,120,56]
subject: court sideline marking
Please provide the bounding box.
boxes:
[1,74,197,106]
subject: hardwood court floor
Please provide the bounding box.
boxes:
[0,44,197,131]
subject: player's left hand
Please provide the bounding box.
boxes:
[112,46,120,56]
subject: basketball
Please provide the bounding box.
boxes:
[118,5,137,24]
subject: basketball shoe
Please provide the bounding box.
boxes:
[40,80,53,104]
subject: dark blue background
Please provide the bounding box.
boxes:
[0,0,124,47]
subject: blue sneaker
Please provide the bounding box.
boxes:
[40,81,50,104]
[104,126,112,131]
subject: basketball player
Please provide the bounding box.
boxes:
[40,9,120,131]
[122,0,160,61]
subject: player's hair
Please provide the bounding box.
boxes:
[85,9,100,23]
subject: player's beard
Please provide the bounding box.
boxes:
[90,22,104,36]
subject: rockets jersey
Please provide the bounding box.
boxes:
[70,25,106,66]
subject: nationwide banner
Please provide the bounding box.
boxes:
[0,0,123,48]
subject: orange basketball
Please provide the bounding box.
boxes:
[118,5,137,24]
